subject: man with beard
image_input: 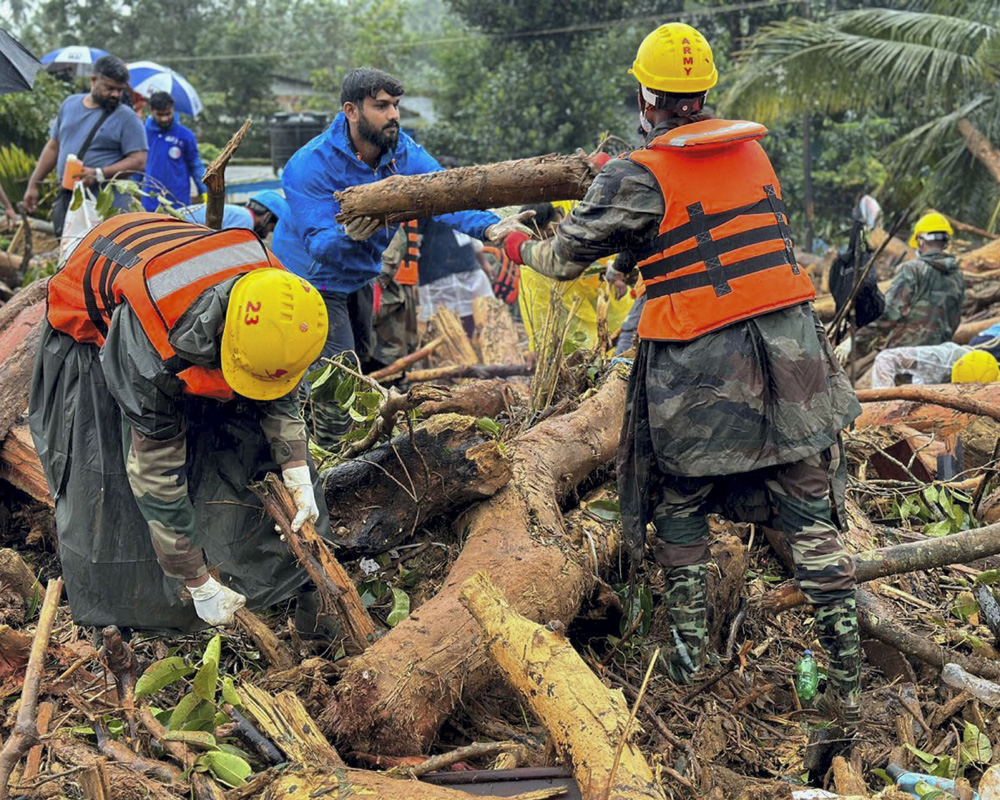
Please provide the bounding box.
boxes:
[141,91,207,210]
[274,67,529,445]
[24,55,147,236]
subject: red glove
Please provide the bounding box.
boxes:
[372,282,383,315]
[503,231,530,265]
[589,152,612,169]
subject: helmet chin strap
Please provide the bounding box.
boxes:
[640,84,705,119]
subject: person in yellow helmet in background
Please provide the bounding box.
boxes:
[29,213,330,631]
[496,23,862,724]
[836,212,964,364]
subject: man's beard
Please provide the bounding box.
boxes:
[95,93,120,111]
[358,113,399,150]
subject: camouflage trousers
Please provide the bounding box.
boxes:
[653,448,861,717]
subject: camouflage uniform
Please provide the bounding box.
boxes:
[373,227,419,367]
[29,277,331,631]
[857,252,964,353]
[520,115,862,719]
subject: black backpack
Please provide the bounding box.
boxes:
[829,219,885,330]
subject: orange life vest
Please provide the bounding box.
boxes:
[627,119,815,342]
[482,245,519,305]
[394,219,420,285]
[47,212,283,400]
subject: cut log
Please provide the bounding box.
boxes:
[0,423,50,506]
[473,296,525,366]
[431,306,478,366]
[322,413,511,554]
[234,607,296,671]
[959,119,1000,186]
[417,379,527,420]
[0,278,48,441]
[460,572,666,800]
[406,363,532,382]
[857,386,1000,424]
[368,336,443,381]
[959,239,1000,273]
[325,373,627,755]
[953,315,1000,344]
[238,683,558,800]
[0,548,37,604]
[335,153,597,226]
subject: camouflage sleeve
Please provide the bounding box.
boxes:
[381,226,406,271]
[258,395,309,465]
[879,264,917,324]
[101,305,207,581]
[519,158,664,280]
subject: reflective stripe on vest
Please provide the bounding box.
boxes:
[48,212,282,400]
[627,119,815,342]
[395,219,420,285]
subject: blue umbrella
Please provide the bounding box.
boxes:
[128,61,202,116]
[1,28,42,94]
[41,45,110,77]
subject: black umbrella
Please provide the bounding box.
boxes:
[0,28,42,94]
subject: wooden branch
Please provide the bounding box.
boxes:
[459,572,665,800]
[223,703,285,766]
[857,386,1000,423]
[233,607,295,671]
[393,741,518,777]
[335,153,597,226]
[406,363,533,383]
[958,118,1000,185]
[202,119,251,230]
[473,295,524,366]
[433,306,478,366]
[98,626,137,741]
[953,315,1000,344]
[19,701,53,788]
[0,578,63,800]
[251,473,378,651]
[138,706,193,770]
[939,211,997,241]
[368,336,443,381]
[762,521,1000,612]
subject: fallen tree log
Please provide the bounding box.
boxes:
[416,379,526,419]
[857,386,1000,424]
[0,423,49,505]
[322,413,511,554]
[406,363,532,382]
[960,238,1000,273]
[473,296,525,367]
[325,372,627,755]
[953,315,1000,344]
[762,521,1000,612]
[460,572,665,800]
[335,153,598,226]
[0,277,48,440]
[368,336,443,381]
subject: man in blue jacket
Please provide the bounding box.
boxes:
[274,68,530,372]
[142,91,207,211]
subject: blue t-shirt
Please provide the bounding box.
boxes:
[142,117,206,211]
[50,94,147,183]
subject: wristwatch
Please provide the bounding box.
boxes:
[95,167,106,183]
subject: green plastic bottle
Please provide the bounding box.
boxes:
[796,649,819,702]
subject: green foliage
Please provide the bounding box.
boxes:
[0,144,36,208]
[133,635,252,787]
[891,484,973,536]
[0,71,69,154]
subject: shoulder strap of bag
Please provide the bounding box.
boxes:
[78,107,113,161]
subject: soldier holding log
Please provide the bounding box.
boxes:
[501,23,864,724]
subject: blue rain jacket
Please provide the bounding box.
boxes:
[273,112,498,294]
[142,117,206,210]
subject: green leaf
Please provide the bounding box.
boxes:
[163,730,217,750]
[202,634,221,667]
[871,768,894,786]
[95,187,113,218]
[197,751,251,788]
[216,742,253,760]
[357,391,382,412]
[135,657,194,699]
[586,498,621,521]
[962,722,992,764]
[168,692,202,731]
[181,701,218,733]
[221,676,242,709]
[347,405,369,423]
[975,570,1000,586]
[924,520,954,537]
[930,756,954,779]
[386,587,410,627]
[334,376,356,406]
[192,657,219,702]
[924,486,939,505]
[69,185,84,212]
[905,743,939,765]
[475,417,503,437]
[954,591,980,622]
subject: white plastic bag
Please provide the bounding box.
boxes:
[59,185,100,263]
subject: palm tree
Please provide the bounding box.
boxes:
[722,2,1000,229]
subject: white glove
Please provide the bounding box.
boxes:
[344,215,381,241]
[484,210,536,242]
[283,465,319,532]
[833,336,853,366]
[189,577,246,626]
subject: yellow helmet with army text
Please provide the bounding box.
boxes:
[221,269,327,401]
[629,23,718,95]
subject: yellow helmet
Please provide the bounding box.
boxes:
[221,269,328,401]
[909,211,954,249]
[951,350,1000,384]
[629,23,718,95]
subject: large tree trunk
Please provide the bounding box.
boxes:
[323,414,511,554]
[335,154,598,226]
[324,373,627,755]
[0,278,47,441]
[958,118,1000,185]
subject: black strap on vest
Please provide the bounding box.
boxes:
[764,184,798,274]
[686,201,731,298]
[645,249,792,300]
[640,224,785,282]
